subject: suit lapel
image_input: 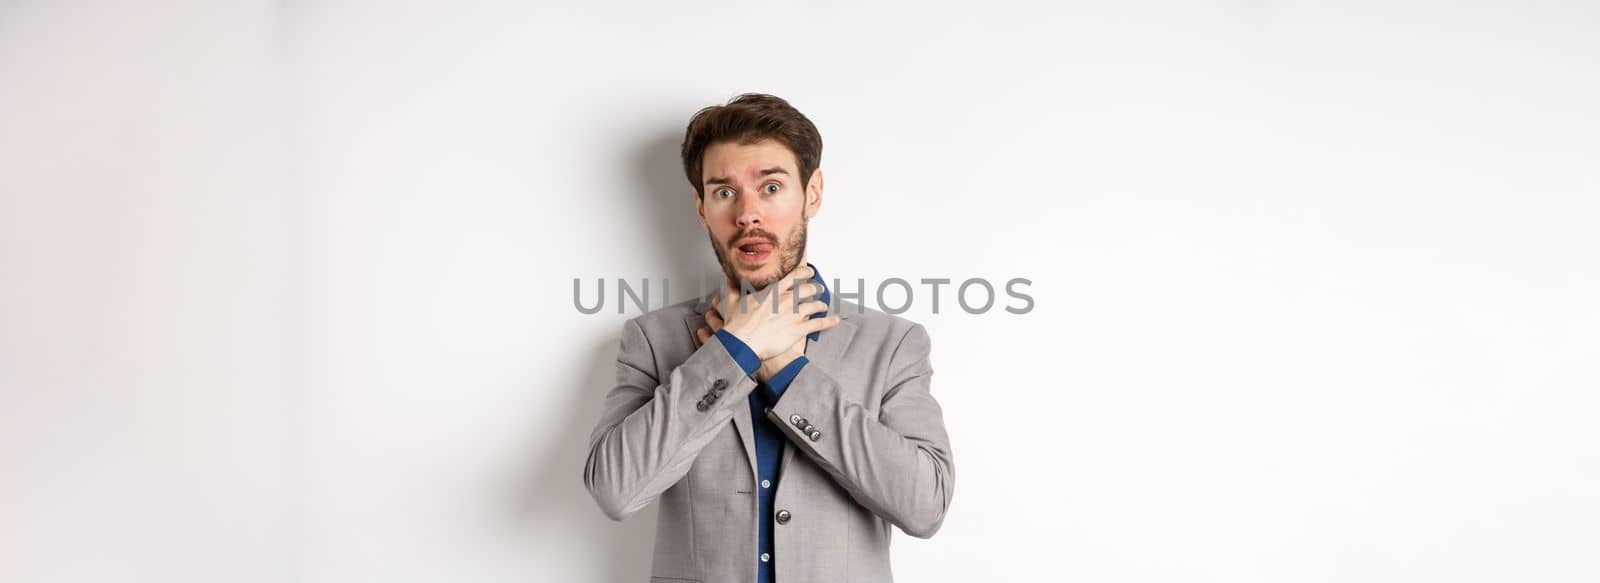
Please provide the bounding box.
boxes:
[801,305,858,373]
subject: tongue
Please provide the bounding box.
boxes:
[742,243,774,253]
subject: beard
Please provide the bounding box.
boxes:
[708,219,808,292]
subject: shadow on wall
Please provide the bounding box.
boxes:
[506,123,712,581]
[633,128,719,289]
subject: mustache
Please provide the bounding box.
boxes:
[726,229,779,248]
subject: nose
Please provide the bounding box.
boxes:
[734,195,763,228]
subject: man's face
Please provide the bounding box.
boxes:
[696,138,823,291]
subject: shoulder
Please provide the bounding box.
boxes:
[832,299,929,348]
[620,295,703,342]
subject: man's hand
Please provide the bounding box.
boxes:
[694,293,726,346]
[698,286,818,382]
[755,337,807,383]
[720,264,837,361]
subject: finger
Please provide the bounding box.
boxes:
[782,282,824,312]
[796,300,829,318]
[801,314,841,334]
[696,327,710,345]
[779,281,814,308]
[777,270,819,302]
[783,262,813,280]
[705,308,724,330]
[796,282,824,303]
[778,264,814,292]
[780,281,819,302]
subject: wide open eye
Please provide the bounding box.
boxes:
[715,188,734,199]
[763,182,780,194]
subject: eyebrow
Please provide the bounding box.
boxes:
[705,166,790,187]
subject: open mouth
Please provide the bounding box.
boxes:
[734,239,775,264]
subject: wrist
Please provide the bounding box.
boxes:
[712,329,761,376]
[721,324,759,356]
[756,352,799,382]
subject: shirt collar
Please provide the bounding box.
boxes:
[807,262,830,342]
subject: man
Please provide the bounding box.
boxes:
[583,93,954,583]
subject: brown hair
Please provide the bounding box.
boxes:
[680,93,823,200]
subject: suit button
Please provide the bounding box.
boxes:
[696,401,709,412]
[802,424,815,434]
[776,509,791,524]
[808,430,822,441]
[789,414,802,425]
[712,379,728,392]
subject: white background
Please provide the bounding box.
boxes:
[3,1,1597,582]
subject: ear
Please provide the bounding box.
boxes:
[695,188,708,227]
[803,168,824,220]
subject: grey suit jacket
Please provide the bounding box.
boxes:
[583,291,955,582]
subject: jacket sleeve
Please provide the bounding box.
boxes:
[763,323,955,538]
[582,317,758,521]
